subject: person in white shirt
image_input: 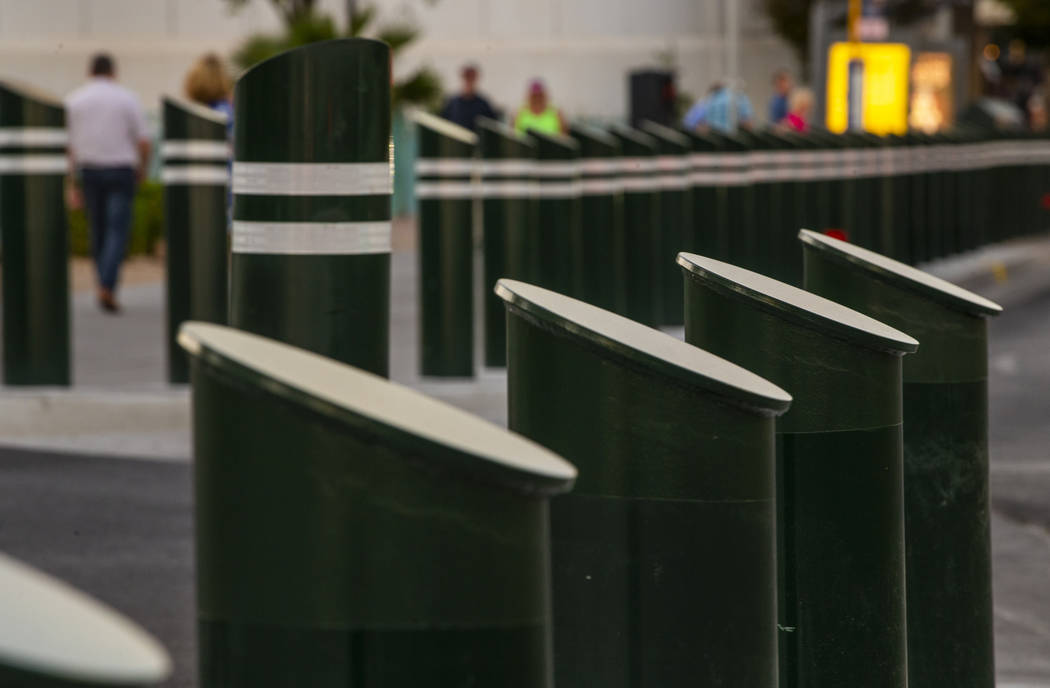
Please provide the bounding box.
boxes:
[66,53,151,313]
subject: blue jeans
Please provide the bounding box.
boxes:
[81,166,135,290]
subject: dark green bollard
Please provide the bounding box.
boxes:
[568,124,625,314]
[230,39,391,376]
[708,132,754,268]
[497,279,791,688]
[678,252,918,688]
[640,121,692,326]
[162,96,230,384]
[529,130,580,297]
[680,129,721,263]
[413,111,477,378]
[179,321,575,688]
[0,81,70,386]
[477,117,535,368]
[610,126,662,325]
[0,551,171,686]
[799,229,1002,688]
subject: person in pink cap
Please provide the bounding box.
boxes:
[514,79,566,135]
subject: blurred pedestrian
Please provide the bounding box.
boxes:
[65,53,151,313]
[783,87,814,132]
[769,69,792,124]
[514,79,567,135]
[440,64,498,132]
[682,82,754,133]
[184,52,234,137]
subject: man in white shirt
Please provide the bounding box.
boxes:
[66,53,151,313]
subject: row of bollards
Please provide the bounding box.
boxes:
[0,40,1010,688]
[411,111,1048,379]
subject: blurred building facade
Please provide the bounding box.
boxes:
[0,0,798,122]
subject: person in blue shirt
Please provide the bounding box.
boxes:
[769,69,792,124]
[440,64,499,132]
[682,82,754,133]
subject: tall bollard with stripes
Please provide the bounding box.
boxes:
[413,111,476,378]
[180,322,576,688]
[477,117,535,368]
[230,39,391,376]
[800,230,1002,688]
[679,253,918,688]
[499,279,791,688]
[568,124,624,313]
[0,81,70,386]
[611,126,661,325]
[641,121,693,326]
[161,96,230,384]
[529,130,581,297]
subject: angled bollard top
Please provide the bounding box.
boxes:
[0,80,70,387]
[678,252,917,688]
[498,278,790,688]
[162,95,230,385]
[799,228,1001,688]
[180,321,574,687]
[412,110,477,378]
[0,552,171,687]
[229,38,392,376]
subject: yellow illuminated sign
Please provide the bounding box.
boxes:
[826,42,911,134]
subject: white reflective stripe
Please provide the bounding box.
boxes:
[0,154,67,174]
[656,155,691,172]
[0,127,67,147]
[232,161,392,195]
[161,140,229,160]
[162,165,229,185]
[232,221,391,255]
[478,181,536,197]
[533,161,579,177]
[535,181,580,197]
[747,151,776,166]
[620,175,663,191]
[690,171,721,185]
[578,178,622,194]
[688,152,719,166]
[619,157,661,173]
[656,174,690,189]
[477,159,536,176]
[719,172,751,185]
[578,158,621,175]
[415,180,475,199]
[414,158,476,176]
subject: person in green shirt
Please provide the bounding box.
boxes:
[514,79,567,135]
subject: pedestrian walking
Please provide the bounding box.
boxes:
[439,63,498,132]
[682,82,754,133]
[769,69,792,124]
[783,87,814,132]
[514,79,567,135]
[66,53,151,313]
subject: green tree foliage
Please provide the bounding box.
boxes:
[223,0,443,109]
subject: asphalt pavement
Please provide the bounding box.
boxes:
[0,235,1048,687]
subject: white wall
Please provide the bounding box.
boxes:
[0,0,799,125]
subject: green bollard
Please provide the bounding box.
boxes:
[0,551,171,686]
[529,130,581,297]
[413,111,477,378]
[497,278,791,688]
[568,124,625,314]
[610,126,662,325]
[0,81,70,386]
[162,96,230,385]
[678,252,918,688]
[477,117,536,368]
[179,321,576,688]
[230,39,391,376]
[799,229,1002,688]
[680,129,721,263]
[708,132,754,268]
[640,121,692,326]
